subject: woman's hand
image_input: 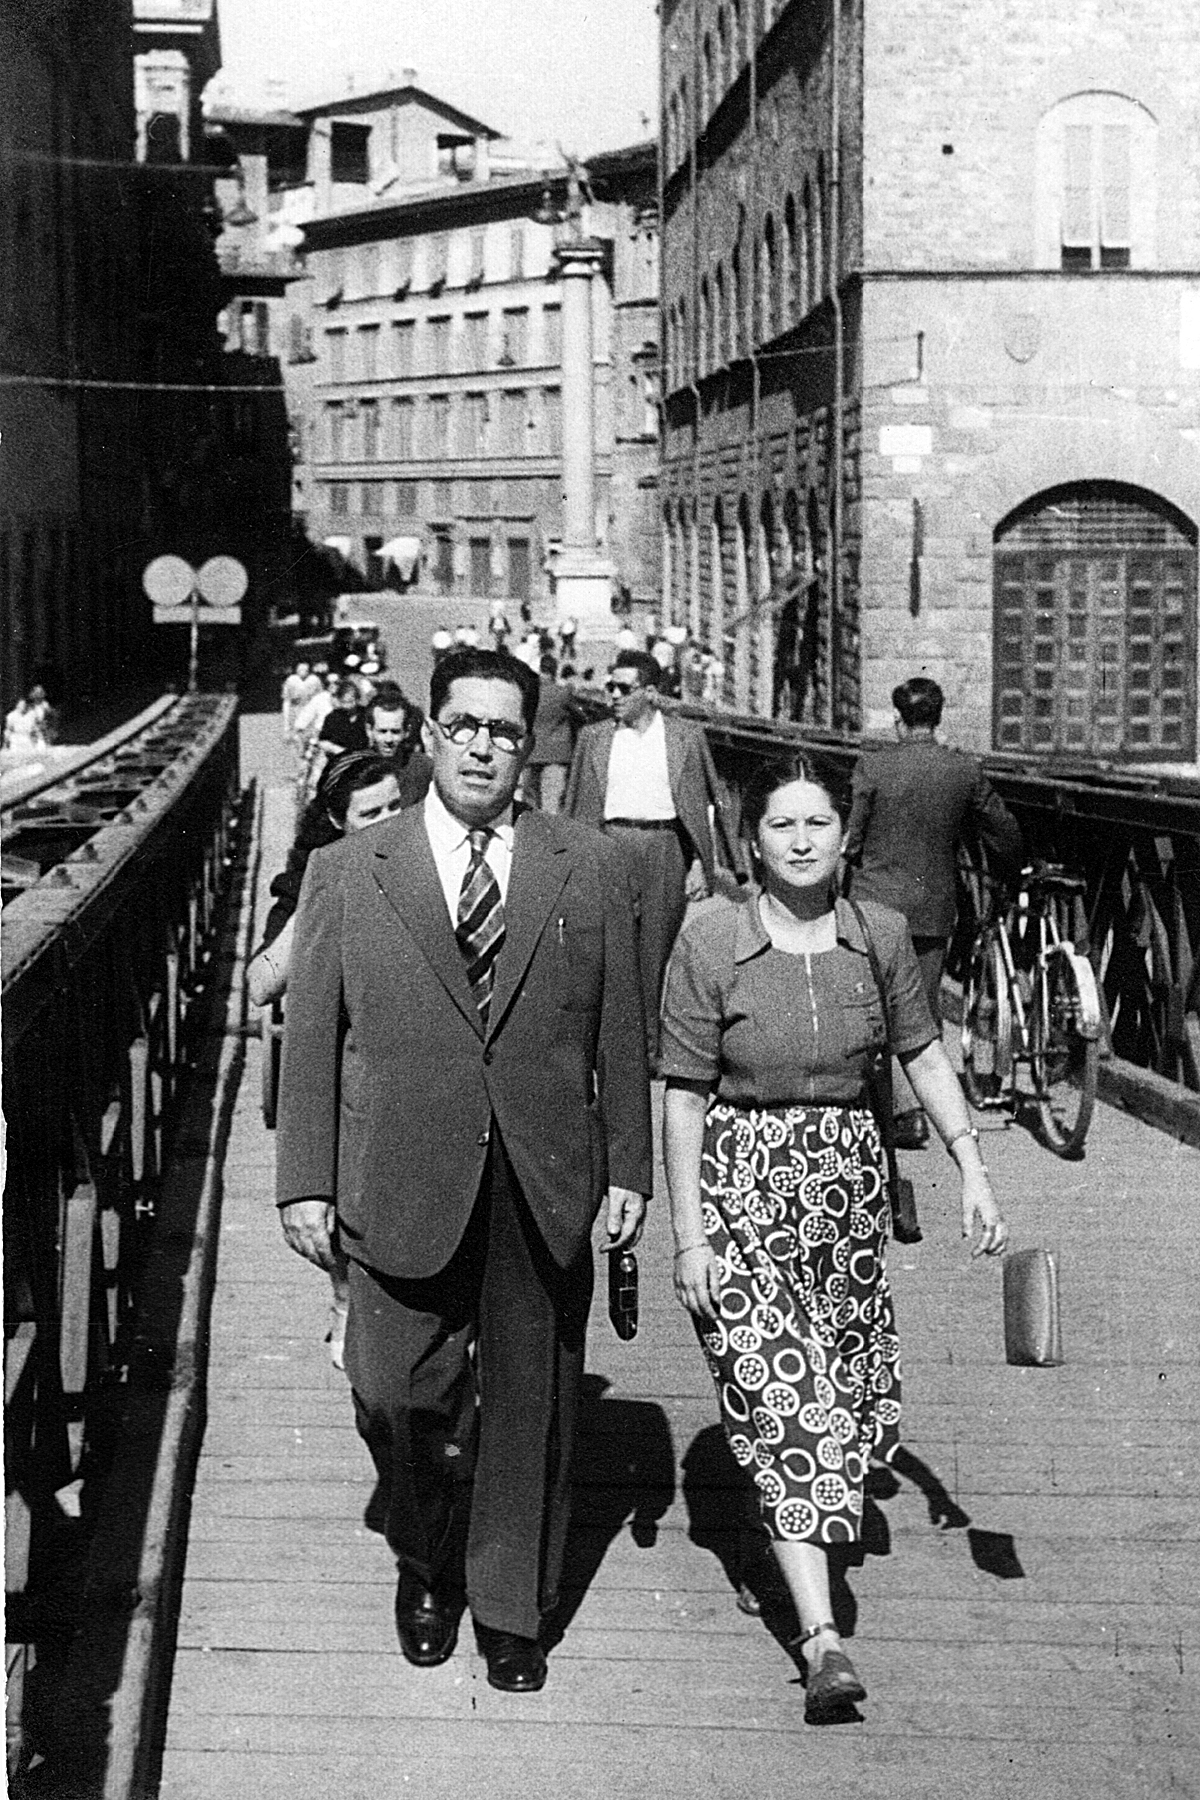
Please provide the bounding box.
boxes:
[673,1244,722,1322]
[961,1168,1009,1260]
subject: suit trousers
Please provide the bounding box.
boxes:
[343,1126,593,1640]
[602,820,689,1063]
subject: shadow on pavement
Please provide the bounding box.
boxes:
[546,1374,675,1648]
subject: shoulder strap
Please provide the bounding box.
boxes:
[846,898,898,1165]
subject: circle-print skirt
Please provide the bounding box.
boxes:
[696,1101,901,1545]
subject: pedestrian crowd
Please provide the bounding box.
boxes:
[255,619,1018,1719]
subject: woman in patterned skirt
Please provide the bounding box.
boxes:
[660,750,1007,1722]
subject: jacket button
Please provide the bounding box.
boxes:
[477,1130,489,1147]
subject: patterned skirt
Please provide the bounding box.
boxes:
[696,1101,901,1545]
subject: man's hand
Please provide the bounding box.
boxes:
[603,1186,647,1252]
[683,860,709,902]
[280,1198,337,1271]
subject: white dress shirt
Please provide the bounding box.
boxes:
[603,709,676,820]
[423,785,515,923]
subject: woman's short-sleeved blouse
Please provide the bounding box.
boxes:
[659,893,938,1106]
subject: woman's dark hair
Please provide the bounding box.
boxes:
[740,750,852,843]
[317,750,398,829]
[428,645,540,731]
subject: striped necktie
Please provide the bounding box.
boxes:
[456,826,505,1024]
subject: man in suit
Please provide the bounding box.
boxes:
[564,649,737,1065]
[844,674,1022,1144]
[276,648,652,1694]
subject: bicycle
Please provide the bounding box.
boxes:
[960,862,1103,1157]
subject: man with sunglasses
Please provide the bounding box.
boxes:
[276,647,651,1696]
[565,648,738,1065]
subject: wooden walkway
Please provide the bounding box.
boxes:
[158,753,1198,1800]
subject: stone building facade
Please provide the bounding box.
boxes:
[660,0,1200,762]
[275,86,659,612]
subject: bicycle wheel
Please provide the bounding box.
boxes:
[1031,949,1099,1156]
[960,931,1012,1108]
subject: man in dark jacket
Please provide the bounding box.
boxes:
[844,675,1022,1143]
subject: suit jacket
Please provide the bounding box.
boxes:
[563,712,737,889]
[526,680,579,767]
[275,804,653,1279]
[844,739,1023,937]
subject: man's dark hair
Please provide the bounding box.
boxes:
[429,646,540,732]
[892,676,944,729]
[612,649,661,691]
[365,680,409,723]
[336,678,360,705]
[539,653,558,678]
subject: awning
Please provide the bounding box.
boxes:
[381,535,422,579]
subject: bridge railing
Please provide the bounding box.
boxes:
[2,695,241,1778]
[678,703,1200,1128]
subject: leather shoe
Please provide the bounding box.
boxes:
[476,1624,547,1693]
[395,1574,460,1667]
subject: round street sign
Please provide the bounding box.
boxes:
[196,556,248,607]
[142,555,195,606]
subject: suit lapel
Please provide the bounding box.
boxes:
[486,810,570,1038]
[371,809,482,1035]
[664,712,687,803]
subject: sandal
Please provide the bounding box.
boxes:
[797,1622,866,1723]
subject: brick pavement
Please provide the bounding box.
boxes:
[157,727,1199,1800]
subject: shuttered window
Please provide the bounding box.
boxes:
[993,487,1197,761]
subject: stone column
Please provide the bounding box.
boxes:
[551,238,615,638]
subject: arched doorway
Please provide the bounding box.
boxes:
[993,483,1197,760]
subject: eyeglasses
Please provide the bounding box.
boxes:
[434,714,526,754]
[605,678,641,695]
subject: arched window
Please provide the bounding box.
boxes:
[667,92,679,170]
[816,154,829,295]
[994,483,1196,758]
[1035,91,1157,271]
[661,506,674,620]
[782,195,797,327]
[761,213,777,341]
[678,296,688,383]
[729,244,742,359]
[709,502,725,658]
[733,498,752,710]
[714,262,726,366]
[755,493,777,715]
[746,240,758,349]
[688,506,702,639]
[679,76,689,156]
[716,8,730,96]
[801,177,815,314]
[699,276,712,376]
[729,0,743,73]
[701,33,715,121]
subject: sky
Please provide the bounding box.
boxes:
[211,0,660,157]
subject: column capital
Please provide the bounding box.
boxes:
[552,237,607,276]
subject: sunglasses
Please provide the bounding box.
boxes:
[605,678,641,695]
[434,714,526,754]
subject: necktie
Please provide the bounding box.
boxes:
[456,827,505,1024]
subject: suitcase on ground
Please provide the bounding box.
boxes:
[1003,1248,1063,1366]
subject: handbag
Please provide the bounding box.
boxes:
[1002,1248,1063,1366]
[846,900,923,1245]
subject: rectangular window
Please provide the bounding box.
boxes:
[321,250,346,305]
[393,239,414,295]
[437,134,476,181]
[326,401,345,460]
[427,232,450,292]
[359,324,380,380]
[543,386,562,455]
[392,318,415,375]
[1061,121,1132,272]
[357,244,380,297]
[287,314,313,363]
[427,394,451,458]
[426,315,452,374]
[361,398,380,459]
[459,391,488,456]
[326,328,347,381]
[331,121,370,184]
[393,397,414,459]
[361,480,382,515]
[329,481,351,515]
[396,479,418,515]
[508,226,526,281]
[468,228,487,285]
[500,308,528,366]
[542,305,562,364]
[1099,123,1131,267]
[430,477,453,516]
[499,388,527,456]
[463,311,489,369]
